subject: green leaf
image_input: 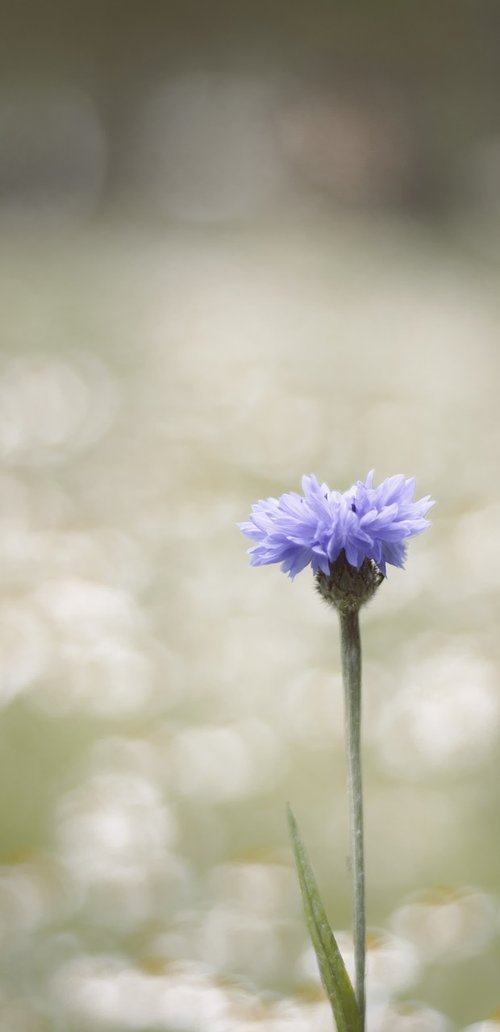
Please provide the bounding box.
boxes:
[287,804,361,1032]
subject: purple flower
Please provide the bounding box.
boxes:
[239,472,434,579]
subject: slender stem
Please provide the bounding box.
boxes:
[338,609,365,1031]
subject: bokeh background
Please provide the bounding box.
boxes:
[1,2,500,1029]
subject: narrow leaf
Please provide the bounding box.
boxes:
[287,804,361,1032]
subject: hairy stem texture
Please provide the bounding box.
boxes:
[339,610,365,1031]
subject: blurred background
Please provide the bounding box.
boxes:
[0,2,500,1029]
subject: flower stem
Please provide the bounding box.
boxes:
[338,610,365,1031]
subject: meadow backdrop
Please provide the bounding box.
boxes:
[0,3,499,1028]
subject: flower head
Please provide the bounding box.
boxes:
[239,471,434,579]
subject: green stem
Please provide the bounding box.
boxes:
[338,609,365,1031]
